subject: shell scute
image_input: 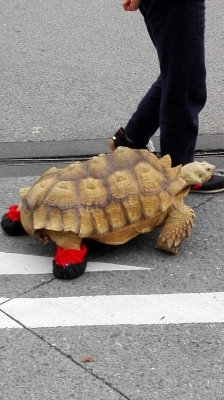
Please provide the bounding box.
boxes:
[158,190,174,212]
[111,146,142,169]
[104,200,127,231]
[33,204,49,230]
[122,197,142,223]
[90,208,110,235]
[107,170,139,200]
[60,162,89,181]
[44,180,79,208]
[142,152,171,171]
[156,154,172,168]
[39,167,58,179]
[88,154,114,178]
[134,162,165,193]
[79,208,94,238]
[140,194,160,219]
[62,208,80,233]
[24,175,59,208]
[165,165,182,180]
[79,177,108,207]
[167,177,186,195]
[45,206,64,231]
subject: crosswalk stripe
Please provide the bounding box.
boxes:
[0,252,148,275]
[0,309,22,329]
[1,292,224,328]
[0,298,9,304]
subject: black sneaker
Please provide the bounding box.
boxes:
[109,127,148,151]
[190,174,224,193]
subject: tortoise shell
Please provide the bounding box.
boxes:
[20,147,186,239]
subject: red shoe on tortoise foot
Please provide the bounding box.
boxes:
[1,205,27,236]
[53,244,87,279]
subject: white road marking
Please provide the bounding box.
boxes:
[0,298,9,305]
[0,312,22,329]
[0,299,22,328]
[0,252,148,275]
[0,293,224,328]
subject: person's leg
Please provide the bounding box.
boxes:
[124,76,161,146]
[124,12,161,145]
[114,0,207,166]
[111,0,206,165]
[109,6,161,150]
[139,0,206,166]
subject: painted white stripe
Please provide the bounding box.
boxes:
[0,310,22,328]
[87,262,147,272]
[0,252,147,275]
[0,252,52,275]
[0,298,10,305]
[0,293,224,328]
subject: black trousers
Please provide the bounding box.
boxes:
[125,0,207,166]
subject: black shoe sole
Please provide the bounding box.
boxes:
[190,174,224,193]
[1,214,27,236]
[53,258,87,279]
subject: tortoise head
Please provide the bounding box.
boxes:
[181,161,215,186]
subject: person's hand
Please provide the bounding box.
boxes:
[122,0,142,11]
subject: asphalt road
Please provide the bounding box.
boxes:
[1,1,224,400]
[0,0,224,143]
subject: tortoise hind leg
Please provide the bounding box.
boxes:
[1,204,27,236]
[53,244,87,279]
[1,187,32,236]
[155,203,195,255]
[47,231,88,279]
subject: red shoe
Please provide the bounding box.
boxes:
[53,244,87,279]
[1,205,27,236]
[190,174,224,193]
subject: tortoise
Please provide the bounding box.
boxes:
[1,147,215,279]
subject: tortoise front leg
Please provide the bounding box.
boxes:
[155,203,195,255]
